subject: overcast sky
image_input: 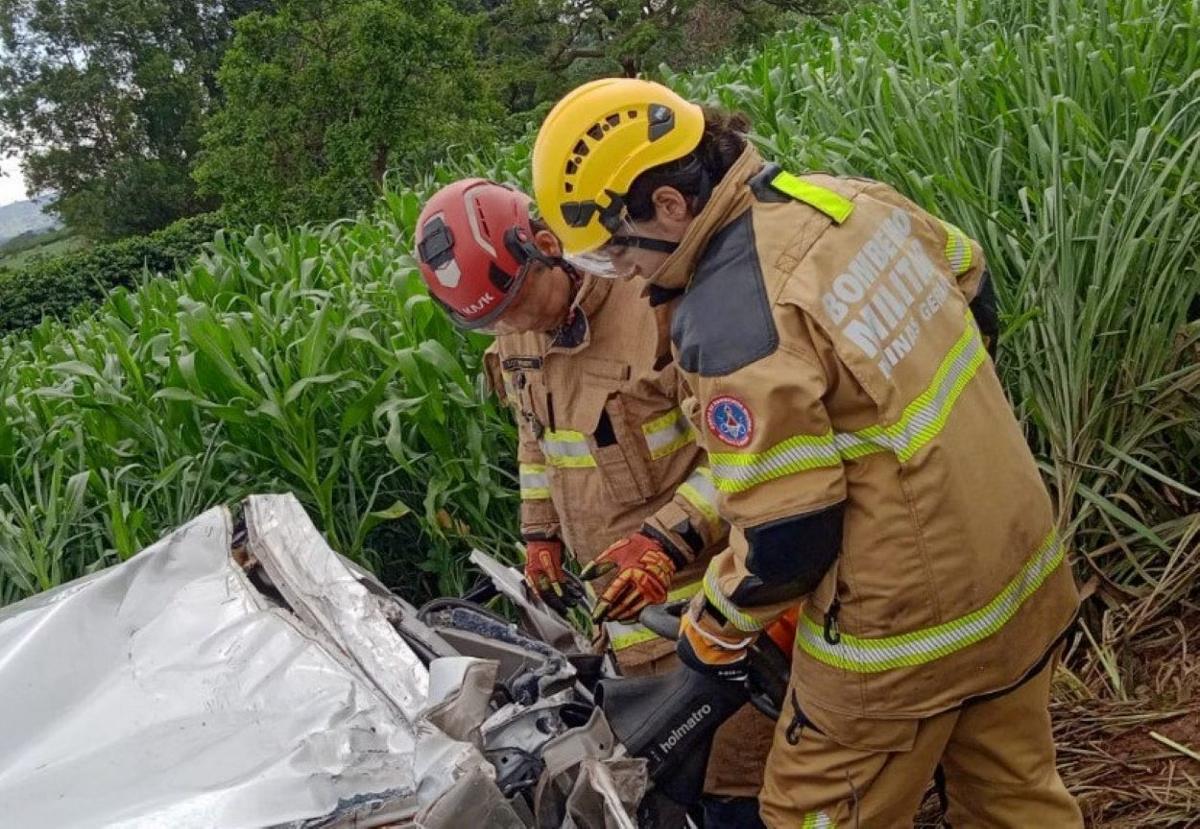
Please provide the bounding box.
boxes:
[0,156,29,206]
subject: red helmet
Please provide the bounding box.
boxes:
[415,178,546,330]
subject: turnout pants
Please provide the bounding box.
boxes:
[759,656,1083,828]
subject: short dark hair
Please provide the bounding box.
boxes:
[625,108,752,221]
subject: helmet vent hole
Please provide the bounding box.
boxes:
[628,110,638,119]
[565,160,577,176]
[475,208,491,238]
[587,124,604,141]
[564,183,574,193]
[605,114,620,127]
[573,140,589,156]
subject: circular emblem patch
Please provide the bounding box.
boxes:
[706,396,754,448]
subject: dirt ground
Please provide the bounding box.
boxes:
[914,616,1200,827]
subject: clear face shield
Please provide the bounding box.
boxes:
[565,213,682,280]
[439,226,556,335]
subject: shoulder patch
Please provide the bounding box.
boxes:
[706,396,754,447]
[670,212,779,377]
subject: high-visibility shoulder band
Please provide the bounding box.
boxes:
[677,466,720,527]
[709,431,842,494]
[703,565,766,633]
[519,463,550,500]
[642,408,696,460]
[770,171,855,224]
[797,530,1065,673]
[540,429,597,469]
[801,812,836,829]
[709,314,986,494]
[607,580,703,650]
[938,219,973,275]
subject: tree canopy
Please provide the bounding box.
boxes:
[194,0,498,225]
[465,0,835,117]
[1,0,840,237]
[0,1,269,239]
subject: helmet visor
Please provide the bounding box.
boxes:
[449,260,533,334]
[565,220,681,280]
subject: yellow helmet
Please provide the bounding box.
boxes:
[532,78,704,256]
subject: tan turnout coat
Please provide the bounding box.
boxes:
[651,146,1080,752]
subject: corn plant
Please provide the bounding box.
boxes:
[668,0,1200,625]
[0,0,1196,630]
[0,209,520,604]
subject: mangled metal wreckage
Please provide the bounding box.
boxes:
[0,494,771,828]
[0,494,649,827]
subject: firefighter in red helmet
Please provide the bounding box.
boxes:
[416,178,776,827]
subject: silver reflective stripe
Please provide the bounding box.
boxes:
[678,467,719,526]
[703,565,764,633]
[837,321,986,462]
[939,219,972,275]
[801,812,835,829]
[709,432,841,494]
[519,464,550,500]
[642,408,696,460]
[710,315,987,494]
[796,531,1065,672]
[539,429,596,468]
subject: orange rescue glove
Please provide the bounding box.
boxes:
[524,538,566,600]
[676,595,754,684]
[581,532,676,623]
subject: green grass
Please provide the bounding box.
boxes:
[665,0,1200,619]
[0,230,86,270]
[0,0,1196,647]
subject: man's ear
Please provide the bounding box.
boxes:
[532,229,562,258]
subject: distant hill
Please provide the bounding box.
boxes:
[0,197,59,246]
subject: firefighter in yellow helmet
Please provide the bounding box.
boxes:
[414,178,775,827]
[533,78,1084,828]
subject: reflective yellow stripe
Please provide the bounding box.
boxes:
[938,219,973,275]
[801,812,835,829]
[710,314,985,494]
[677,467,720,527]
[540,429,597,469]
[702,564,765,633]
[770,171,855,224]
[834,315,986,463]
[607,580,703,650]
[642,408,696,460]
[797,530,1065,672]
[710,432,841,494]
[519,463,550,500]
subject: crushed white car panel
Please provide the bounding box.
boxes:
[0,495,493,828]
